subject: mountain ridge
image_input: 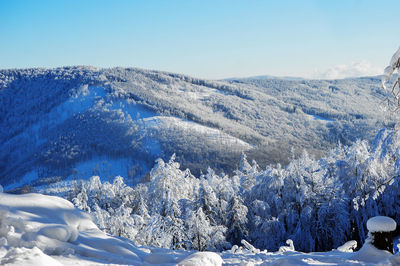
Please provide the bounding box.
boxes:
[0,66,396,189]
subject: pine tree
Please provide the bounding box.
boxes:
[73,186,90,212]
[163,193,187,249]
[198,177,218,225]
[226,195,248,246]
[186,207,211,251]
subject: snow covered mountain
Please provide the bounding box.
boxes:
[0,66,395,190]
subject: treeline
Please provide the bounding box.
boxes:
[43,127,400,252]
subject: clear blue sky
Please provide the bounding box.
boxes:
[0,0,399,79]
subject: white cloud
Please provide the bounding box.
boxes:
[308,61,383,80]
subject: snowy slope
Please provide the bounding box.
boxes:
[0,68,252,189]
[0,67,395,189]
[0,191,399,265]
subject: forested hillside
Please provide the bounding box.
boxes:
[0,67,395,189]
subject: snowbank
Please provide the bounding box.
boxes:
[178,252,223,266]
[350,242,393,264]
[0,192,229,265]
[0,247,63,266]
[0,193,147,265]
[367,216,396,233]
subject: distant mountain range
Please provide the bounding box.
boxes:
[225,75,306,81]
[0,66,396,190]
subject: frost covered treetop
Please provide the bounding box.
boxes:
[366,216,396,233]
[382,46,400,92]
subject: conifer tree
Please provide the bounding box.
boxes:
[226,195,248,246]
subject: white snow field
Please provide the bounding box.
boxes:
[0,192,399,265]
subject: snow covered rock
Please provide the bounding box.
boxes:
[337,240,357,252]
[366,216,396,233]
[178,251,223,266]
[278,239,295,252]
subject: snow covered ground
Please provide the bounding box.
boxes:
[1,191,399,265]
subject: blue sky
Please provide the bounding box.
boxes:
[0,0,399,79]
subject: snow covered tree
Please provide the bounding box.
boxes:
[282,150,350,252]
[382,46,400,109]
[239,152,252,173]
[237,153,259,196]
[315,198,349,251]
[186,207,228,251]
[204,168,235,225]
[247,165,285,250]
[226,195,248,246]
[186,207,212,251]
[72,185,90,212]
[108,203,136,239]
[198,177,218,225]
[160,193,187,249]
